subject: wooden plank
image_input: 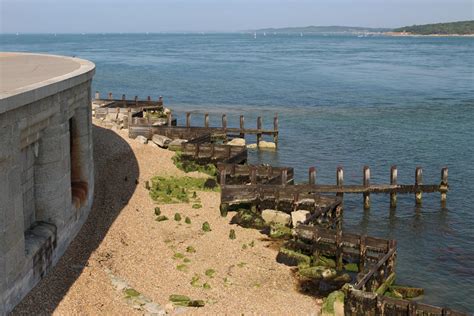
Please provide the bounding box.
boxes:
[354,247,396,290]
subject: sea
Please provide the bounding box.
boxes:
[1,33,473,312]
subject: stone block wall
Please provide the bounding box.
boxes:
[0,53,95,315]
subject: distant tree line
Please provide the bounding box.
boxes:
[393,20,474,35]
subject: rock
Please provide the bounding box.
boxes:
[152,134,172,148]
[314,255,336,268]
[389,285,424,299]
[332,273,351,283]
[246,143,257,149]
[136,135,148,144]
[168,139,187,151]
[163,107,171,115]
[258,141,276,150]
[227,138,246,146]
[291,210,310,227]
[203,178,218,189]
[143,302,166,315]
[261,209,291,226]
[230,208,266,229]
[321,290,345,316]
[269,224,293,239]
[277,247,311,266]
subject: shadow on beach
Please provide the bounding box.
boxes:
[12,125,139,315]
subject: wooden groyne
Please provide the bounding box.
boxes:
[216,163,294,185]
[179,143,247,165]
[220,165,448,209]
[129,112,279,146]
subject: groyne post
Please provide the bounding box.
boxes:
[95,91,100,99]
[390,166,397,209]
[167,112,172,126]
[257,116,262,145]
[240,115,245,138]
[204,113,209,128]
[440,167,448,204]
[250,166,257,185]
[108,92,113,100]
[415,167,423,205]
[281,169,288,186]
[222,114,227,131]
[337,167,344,198]
[309,167,316,185]
[363,166,370,210]
[186,112,191,128]
[273,114,279,145]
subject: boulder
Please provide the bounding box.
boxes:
[168,139,187,151]
[227,138,246,146]
[246,143,257,149]
[136,135,148,144]
[152,134,172,148]
[261,209,291,226]
[258,141,276,150]
[163,107,171,115]
[291,210,310,227]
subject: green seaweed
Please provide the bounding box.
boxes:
[173,252,185,259]
[172,152,217,177]
[321,290,344,315]
[192,203,202,209]
[154,207,161,216]
[186,246,196,253]
[124,288,140,298]
[203,282,211,289]
[149,176,219,204]
[190,274,201,287]
[278,247,311,266]
[205,269,216,278]
[155,215,169,222]
[230,208,267,229]
[176,264,188,272]
[344,263,358,272]
[269,224,292,239]
[202,222,211,232]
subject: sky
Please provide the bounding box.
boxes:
[0,0,472,33]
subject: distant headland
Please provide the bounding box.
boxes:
[253,20,474,36]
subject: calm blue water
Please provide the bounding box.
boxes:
[1,33,473,312]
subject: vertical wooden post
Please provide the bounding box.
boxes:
[134,96,138,106]
[194,144,200,158]
[222,114,227,130]
[167,112,172,126]
[108,92,113,100]
[95,91,100,99]
[186,112,191,128]
[336,167,344,198]
[363,166,370,210]
[204,113,209,128]
[250,167,257,185]
[440,167,448,204]
[335,224,343,271]
[267,165,273,178]
[257,116,262,146]
[239,115,245,138]
[210,143,215,157]
[159,95,163,103]
[390,165,398,209]
[309,167,316,185]
[281,169,288,186]
[415,167,423,205]
[220,168,226,186]
[273,114,279,146]
[226,146,231,159]
[359,235,367,273]
[147,95,151,101]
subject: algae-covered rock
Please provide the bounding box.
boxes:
[154,207,161,216]
[156,215,169,222]
[313,255,336,268]
[298,266,336,280]
[291,210,310,227]
[321,290,345,316]
[269,224,293,239]
[229,229,236,240]
[384,289,403,299]
[344,263,358,273]
[276,247,311,266]
[202,222,211,232]
[174,213,182,221]
[230,208,267,229]
[389,285,424,299]
[332,273,351,283]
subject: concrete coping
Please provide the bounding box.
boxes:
[0,52,96,115]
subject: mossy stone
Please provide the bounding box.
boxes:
[229,229,236,240]
[154,207,161,216]
[174,213,182,221]
[155,215,168,222]
[276,247,311,266]
[269,224,292,239]
[321,290,344,315]
[202,222,211,232]
[185,216,192,224]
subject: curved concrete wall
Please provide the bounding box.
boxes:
[0,53,95,315]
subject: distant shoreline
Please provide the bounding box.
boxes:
[384,32,474,37]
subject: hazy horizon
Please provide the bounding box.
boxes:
[0,0,472,34]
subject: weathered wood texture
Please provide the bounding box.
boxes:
[217,163,294,185]
[345,288,468,316]
[179,143,247,165]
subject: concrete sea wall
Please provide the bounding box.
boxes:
[0,53,95,314]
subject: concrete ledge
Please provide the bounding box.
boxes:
[0,52,96,115]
